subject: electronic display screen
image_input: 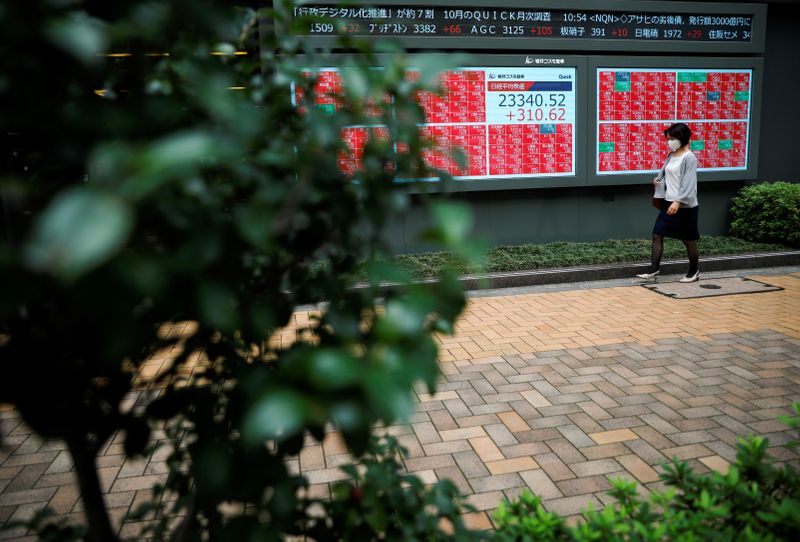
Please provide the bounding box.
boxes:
[596,68,752,174]
[290,5,755,44]
[294,65,577,180]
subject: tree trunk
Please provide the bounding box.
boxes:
[67,436,119,542]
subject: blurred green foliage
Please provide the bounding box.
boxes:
[730,182,800,247]
[0,1,481,540]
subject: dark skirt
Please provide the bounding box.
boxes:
[653,200,700,240]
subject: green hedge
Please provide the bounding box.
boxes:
[730,182,800,247]
[391,236,789,279]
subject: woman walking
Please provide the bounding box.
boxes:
[637,122,700,282]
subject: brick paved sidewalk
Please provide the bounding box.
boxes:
[2,272,799,539]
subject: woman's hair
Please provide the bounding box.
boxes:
[664,123,692,147]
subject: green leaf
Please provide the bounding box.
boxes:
[364,370,414,422]
[45,12,107,65]
[24,188,133,280]
[198,283,240,333]
[376,299,425,340]
[242,390,307,443]
[308,350,360,390]
[430,201,473,246]
[330,402,366,432]
[341,64,369,102]
[195,442,232,496]
[129,131,218,198]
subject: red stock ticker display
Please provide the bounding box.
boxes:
[597,68,752,174]
[294,67,577,179]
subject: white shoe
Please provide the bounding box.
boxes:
[679,271,700,283]
[636,270,660,279]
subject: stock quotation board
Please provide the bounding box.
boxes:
[290,5,755,45]
[596,68,752,175]
[294,66,577,180]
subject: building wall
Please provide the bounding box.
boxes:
[390,1,798,253]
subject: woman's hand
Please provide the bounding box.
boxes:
[652,177,659,186]
[667,201,680,215]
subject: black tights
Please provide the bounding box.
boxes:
[683,239,699,276]
[650,234,664,271]
[650,234,699,275]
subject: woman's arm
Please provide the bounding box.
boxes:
[675,153,698,205]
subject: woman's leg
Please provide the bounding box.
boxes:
[651,234,664,271]
[683,239,699,276]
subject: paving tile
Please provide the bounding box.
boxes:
[117,457,148,479]
[2,451,58,468]
[48,485,80,514]
[557,425,595,448]
[0,486,56,507]
[466,490,504,511]
[580,442,630,461]
[588,428,639,445]
[422,440,472,456]
[667,430,715,446]
[484,424,518,447]
[662,444,714,461]
[439,427,486,442]
[638,413,680,434]
[546,439,585,464]
[557,474,612,497]
[521,390,553,408]
[568,412,605,434]
[5,463,48,493]
[453,451,491,478]
[5,274,800,533]
[302,468,350,485]
[699,455,730,474]
[435,466,472,494]
[469,473,525,493]
[570,459,622,477]
[617,454,660,483]
[428,409,459,431]
[405,455,454,472]
[520,469,563,500]
[486,457,539,475]
[412,422,442,445]
[455,414,501,428]
[469,437,505,463]
[462,511,493,530]
[534,453,575,482]
[497,411,530,433]
[322,432,348,456]
[543,494,603,516]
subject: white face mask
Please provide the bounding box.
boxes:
[667,139,681,152]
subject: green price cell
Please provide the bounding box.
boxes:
[678,72,707,83]
[690,140,705,150]
[614,82,630,92]
[735,91,750,101]
[718,140,733,150]
[316,103,336,114]
[599,142,615,153]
